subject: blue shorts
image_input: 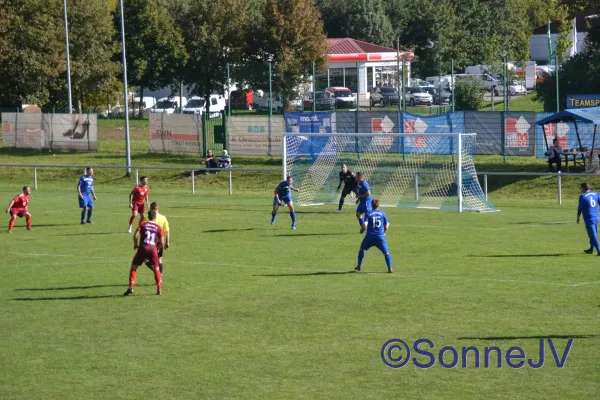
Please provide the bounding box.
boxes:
[274,195,292,206]
[360,235,389,254]
[356,202,371,215]
[585,220,598,238]
[79,195,93,209]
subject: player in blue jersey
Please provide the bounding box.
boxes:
[577,183,600,255]
[355,199,392,273]
[77,167,97,224]
[271,176,300,229]
[355,172,372,233]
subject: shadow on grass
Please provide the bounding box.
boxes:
[473,254,570,258]
[13,294,127,301]
[256,271,356,277]
[511,221,569,225]
[29,224,75,227]
[15,284,153,291]
[457,334,600,341]
[57,232,124,236]
[204,228,258,233]
[272,233,354,237]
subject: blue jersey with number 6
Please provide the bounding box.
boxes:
[366,209,387,237]
[579,191,600,222]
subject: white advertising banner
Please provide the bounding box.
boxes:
[1,113,98,151]
[228,116,284,156]
[49,114,98,151]
[2,113,46,149]
[149,113,202,154]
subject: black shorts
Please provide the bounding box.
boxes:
[341,186,357,197]
[158,247,164,257]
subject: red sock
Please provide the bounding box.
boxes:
[153,267,162,291]
[8,218,15,231]
[129,269,137,289]
[129,216,135,225]
[26,216,31,229]
[137,217,144,228]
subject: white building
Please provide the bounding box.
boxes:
[316,38,414,99]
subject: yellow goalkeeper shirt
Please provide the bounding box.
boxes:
[155,212,169,233]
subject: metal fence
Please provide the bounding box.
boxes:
[0,163,588,205]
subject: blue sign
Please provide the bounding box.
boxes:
[566,94,600,109]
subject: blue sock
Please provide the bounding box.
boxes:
[81,210,86,222]
[385,253,392,271]
[358,217,364,226]
[592,235,600,253]
[271,213,276,222]
[358,249,365,267]
[86,209,93,221]
[290,212,296,224]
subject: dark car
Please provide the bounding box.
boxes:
[426,87,451,105]
[369,86,400,107]
[313,91,335,110]
[227,90,253,111]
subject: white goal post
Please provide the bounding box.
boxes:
[282,132,496,213]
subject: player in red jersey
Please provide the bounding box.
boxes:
[124,210,163,296]
[128,175,150,233]
[6,186,32,233]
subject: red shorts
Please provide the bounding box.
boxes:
[10,208,27,217]
[131,245,159,267]
[132,203,146,217]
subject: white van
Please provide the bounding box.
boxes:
[151,97,186,114]
[132,96,156,110]
[182,95,226,117]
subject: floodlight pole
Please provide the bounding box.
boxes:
[63,0,73,114]
[119,0,131,175]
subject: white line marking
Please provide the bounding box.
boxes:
[3,251,595,287]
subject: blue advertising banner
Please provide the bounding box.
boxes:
[285,112,335,133]
[566,94,600,109]
[284,112,336,157]
[401,112,465,155]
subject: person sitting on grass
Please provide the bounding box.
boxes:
[204,150,218,173]
[548,138,563,173]
[219,150,232,168]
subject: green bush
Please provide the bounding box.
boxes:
[454,77,484,111]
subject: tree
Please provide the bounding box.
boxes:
[536,25,600,111]
[55,0,120,113]
[318,0,394,47]
[0,0,64,107]
[118,0,187,117]
[176,0,250,115]
[254,0,328,107]
[454,77,484,111]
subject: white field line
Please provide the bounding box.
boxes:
[2,251,597,288]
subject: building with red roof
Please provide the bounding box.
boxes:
[315,38,414,100]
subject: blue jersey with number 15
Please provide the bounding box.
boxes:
[366,209,388,237]
[579,191,600,222]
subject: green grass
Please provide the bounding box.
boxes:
[481,94,544,112]
[0,184,599,399]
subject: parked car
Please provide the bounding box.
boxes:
[325,87,356,109]
[182,95,226,117]
[425,87,451,105]
[253,91,283,113]
[151,97,186,114]
[405,87,433,106]
[289,97,304,112]
[228,90,253,111]
[369,86,400,107]
[508,80,526,96]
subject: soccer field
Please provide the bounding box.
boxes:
[1,183,599,399]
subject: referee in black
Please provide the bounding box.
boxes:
[337,164,358,212]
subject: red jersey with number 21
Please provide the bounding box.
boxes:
[139,221,163,249]
[12,194,29,209]
[131,185,148,205]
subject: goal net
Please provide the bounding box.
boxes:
[283,132,496,212]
